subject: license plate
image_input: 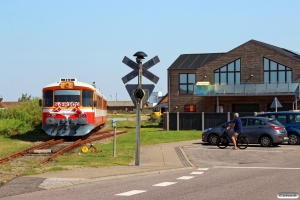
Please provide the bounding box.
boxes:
[284,137,289,140]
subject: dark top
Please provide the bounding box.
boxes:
[233,117,243,133]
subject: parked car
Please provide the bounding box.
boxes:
[256,111,300,145]
[202,116,288,147]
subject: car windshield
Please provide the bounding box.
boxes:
[268,119,282,126]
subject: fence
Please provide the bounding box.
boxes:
[163,112,256,131]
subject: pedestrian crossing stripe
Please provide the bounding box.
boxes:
[116,190,147,196]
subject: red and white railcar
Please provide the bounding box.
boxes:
[41,78,107,136]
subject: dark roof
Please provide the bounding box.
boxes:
[252,40,300,61]
[168,40,300,70]
[168,53,225,70]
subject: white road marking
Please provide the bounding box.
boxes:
[213,166,300,170]
[237,150,282,152]
[200,149,283,152]
[197,168,209,170]
[190,171,204,175]
[177,176,195,180]
[153,182,177,187]
[115,190,147,196]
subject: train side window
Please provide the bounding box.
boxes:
[43,90,53,107]
[82,90,93,107]
[99,96,103,108]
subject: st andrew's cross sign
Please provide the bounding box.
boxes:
[121,55,160,84]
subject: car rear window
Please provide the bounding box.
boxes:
[268,119,282,126]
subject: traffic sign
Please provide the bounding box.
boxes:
[125,84,155,108]
[122,56,160,84]
[270,97,282,108]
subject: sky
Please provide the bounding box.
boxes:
[1,0,300,101]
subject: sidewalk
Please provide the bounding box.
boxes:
[27,140,199,189]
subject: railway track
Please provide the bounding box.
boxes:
[0,127,128,165]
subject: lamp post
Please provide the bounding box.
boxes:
[133,51,147,166]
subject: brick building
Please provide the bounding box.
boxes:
[167,40,300,113]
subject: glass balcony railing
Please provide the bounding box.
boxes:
[194,83,299,95]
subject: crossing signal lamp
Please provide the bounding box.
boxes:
[134,88,145,101]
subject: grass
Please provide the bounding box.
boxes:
[0,117,202,179]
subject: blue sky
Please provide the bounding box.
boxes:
[1,0,300,101]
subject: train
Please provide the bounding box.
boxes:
[41,78,107,136]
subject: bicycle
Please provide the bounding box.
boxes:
[216,125,248,150]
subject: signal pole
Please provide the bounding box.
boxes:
[122,52,159,166]
[133,51,147,166]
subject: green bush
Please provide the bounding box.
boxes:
[0,98,42,136]
[148,115,162,123]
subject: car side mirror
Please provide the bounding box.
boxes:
[39,99,42,106]
[93,100,97,107]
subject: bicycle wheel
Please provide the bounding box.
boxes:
[217,136,229,149]
[237,137,248,149]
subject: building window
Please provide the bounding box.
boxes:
[179,73,196,94]
[184,104,196,112]
[264,58,292,83]
[214,59,241,85]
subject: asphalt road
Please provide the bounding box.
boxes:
[1,143,300,200]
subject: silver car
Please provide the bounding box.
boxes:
[202,116,288,147]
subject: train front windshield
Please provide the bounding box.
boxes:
[55,90,80,102]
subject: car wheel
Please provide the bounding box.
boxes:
[288,133,299,145]
[260,135,272,147]
[208,134,219,145]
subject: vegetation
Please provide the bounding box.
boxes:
[107,108,153,115]
[0,95,42,136]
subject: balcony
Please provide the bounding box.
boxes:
[194,82,300,96]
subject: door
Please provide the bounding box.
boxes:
[243,118,264,143]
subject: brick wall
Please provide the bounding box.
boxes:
[168,40,300,112]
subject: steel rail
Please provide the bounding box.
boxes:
[40,130,128,165]
[0,139,64,164]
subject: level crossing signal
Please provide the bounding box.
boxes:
[125,84,155,108]
[134,88,145,101]
[121,52,160,166]
[122,53,160,107]
[121,56,160,84]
